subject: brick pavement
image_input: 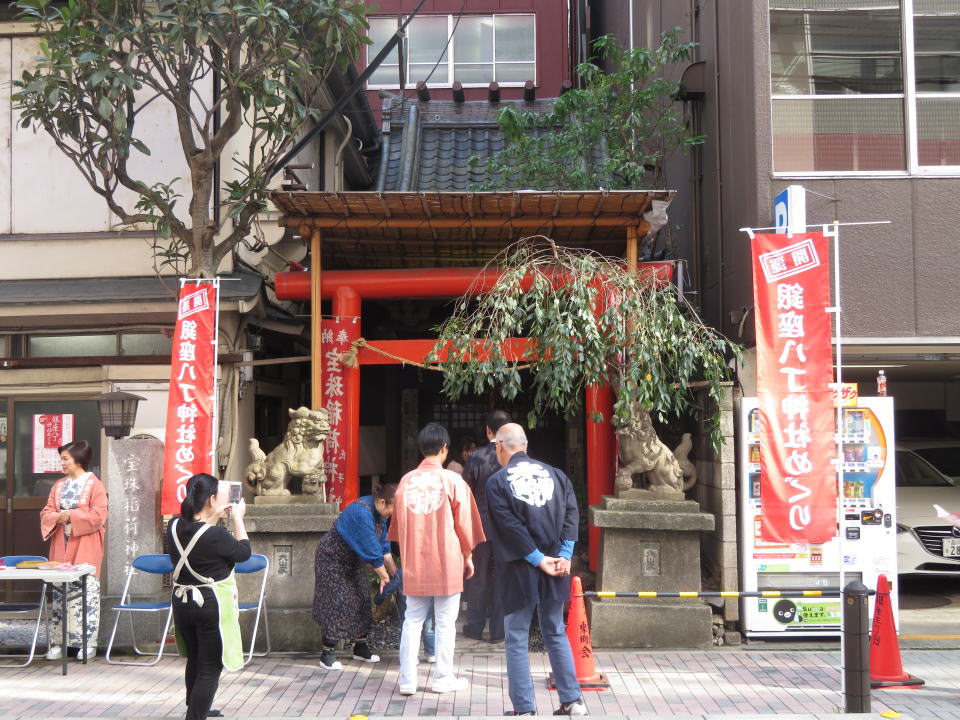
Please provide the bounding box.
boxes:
[0,648,957,719]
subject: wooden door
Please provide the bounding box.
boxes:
[2,398,101,600]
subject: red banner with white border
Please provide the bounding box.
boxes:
[321,317,358,505]
[161,282,218,515]
[752,232,837,543]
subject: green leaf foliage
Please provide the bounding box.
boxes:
[10,0,369,277]
[431,238,740,449]
[473,30,703,191]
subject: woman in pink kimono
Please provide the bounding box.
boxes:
[39,440,108,660]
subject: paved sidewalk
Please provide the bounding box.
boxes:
[0,648,957,719]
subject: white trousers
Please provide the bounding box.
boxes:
[399,593,460,688]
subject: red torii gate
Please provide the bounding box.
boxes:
[270,190,676,568]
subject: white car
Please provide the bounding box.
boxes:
[899,439,960,482]
[895,448,960,575]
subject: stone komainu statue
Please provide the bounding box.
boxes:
[244,407,330,499]
[615,403,697,496]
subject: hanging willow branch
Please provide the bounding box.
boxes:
[429,237,740,448]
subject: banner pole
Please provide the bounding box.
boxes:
[826,221,846,700]
[211,278,221,476]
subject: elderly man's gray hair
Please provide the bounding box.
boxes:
[495,423,528,452]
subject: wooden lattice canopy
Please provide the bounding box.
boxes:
[269,190,675,269]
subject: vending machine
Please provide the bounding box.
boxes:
[738,395,898,637]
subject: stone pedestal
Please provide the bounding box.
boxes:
[234,502,339,652]
[588,496,715,648]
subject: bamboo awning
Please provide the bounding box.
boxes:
[269,190,675,269]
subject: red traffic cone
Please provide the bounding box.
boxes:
[549,575,609,691]
[870,574,924,689]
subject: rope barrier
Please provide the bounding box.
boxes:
[580,589,876,599]
[339,336,534,371]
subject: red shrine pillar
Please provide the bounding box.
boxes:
[333,286,361,506]
[585,384,615,571]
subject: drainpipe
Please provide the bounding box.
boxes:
[334,116,353,192]
[268,0,429,179]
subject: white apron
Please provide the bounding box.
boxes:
[170,519,244,671]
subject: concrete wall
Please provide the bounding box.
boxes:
[0,24,347,279]
[590,1,763,333]
[716,3,960,344]
[690,382,739,630]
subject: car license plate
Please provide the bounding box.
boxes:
[942,538,960,557]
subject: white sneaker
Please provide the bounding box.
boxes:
[555,698,588,716]
[45,646,62,661]
[76,647,96,660]
[399,684,417,696]
[421,654,436,663]
[430,676,468,694]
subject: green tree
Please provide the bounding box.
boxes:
[431,239,738,447]
[475,30,702,191]
[12,0,369,277]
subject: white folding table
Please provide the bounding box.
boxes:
[0,564,94,675]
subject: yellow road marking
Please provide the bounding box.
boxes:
[900,634,960,639]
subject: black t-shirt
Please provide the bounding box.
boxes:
[167,518,252,584]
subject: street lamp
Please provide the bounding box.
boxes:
[92,391,146,439]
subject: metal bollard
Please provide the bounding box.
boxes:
[842,580,871,713]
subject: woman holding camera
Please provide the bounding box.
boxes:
[167,473,250,720]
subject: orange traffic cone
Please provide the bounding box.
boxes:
[548,575,609,691]
[870,574,924,689]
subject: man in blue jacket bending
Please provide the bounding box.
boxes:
[485,423,586,717]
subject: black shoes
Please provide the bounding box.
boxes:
[462,627,485,641]
[351,642,381,663]
[319,647,343,670]
[207,710,224,718]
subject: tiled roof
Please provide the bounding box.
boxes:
[0,271,262,306]
[376,97,556,192]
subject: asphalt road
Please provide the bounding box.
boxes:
[898,572,960,648]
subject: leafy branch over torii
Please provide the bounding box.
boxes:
[430,238,739,450]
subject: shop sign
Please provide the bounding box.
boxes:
[830,382,859,407]
[751,232,837,543]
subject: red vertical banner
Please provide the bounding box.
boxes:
[320,317,359,505]
[751,233,837,543]
[161,282,218,515]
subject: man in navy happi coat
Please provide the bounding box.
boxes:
[485,423,586,716]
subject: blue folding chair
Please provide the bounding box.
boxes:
[235,554,271,665]
[105,554,174,666]
[0,555,50,667]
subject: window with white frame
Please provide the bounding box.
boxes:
[770,1,960,174]
[366,14,536,88]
